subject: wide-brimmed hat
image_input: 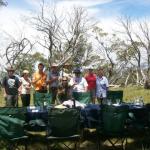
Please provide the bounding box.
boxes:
[73,68,81,73]
[51,63,58,67]
[88,66,94,70]
[6,66,15,71]
[23,70,29,74]
[64,63,71,66]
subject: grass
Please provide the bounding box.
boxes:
[1,86,150,107]
[109,86,150,104]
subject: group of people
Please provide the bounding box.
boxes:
[1,62,109,107]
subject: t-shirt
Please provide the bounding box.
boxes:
[96,76,109,98]
[47,71,59,88]
[69,77,88,92]
[2,75,20,95]
[32,72,47,91]
[85,73,96,90]
[20,77,31,94]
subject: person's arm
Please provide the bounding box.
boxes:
[32,74,42,85]
[46,75,58,84]
[18,78,22,95]
[83,78,88,92]
[69,78,77,87]
[2,77,7,98]
[105,77,109,91]
[18,85,22,95]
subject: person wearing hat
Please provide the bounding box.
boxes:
[69,68,88,93]
[46,63,60,104]
[19,70,31,106]
[32,63,47,93]
[85,66,96,104]
[2,66,21,107]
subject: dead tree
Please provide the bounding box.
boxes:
[4,38,33,70]
[32,0,93,67]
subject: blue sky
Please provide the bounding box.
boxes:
[6,0,150,19]
[7,0,32,9]
[89,0,150,18]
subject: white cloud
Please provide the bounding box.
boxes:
[1,0,150,67]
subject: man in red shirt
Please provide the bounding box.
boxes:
[85,67,96,104]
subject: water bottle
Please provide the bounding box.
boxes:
[43,101,47,110]
[139,96,144,106]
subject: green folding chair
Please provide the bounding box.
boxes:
[33,92,52,106]
[107,90,123,104]
[97,105,129,150]
[46,108,81,150]
[0,107,28,150]
[72,92,91,104]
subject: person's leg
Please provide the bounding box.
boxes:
[21,94,30,107]
[97,97,103,105]
[91,89,96,104]
[21,94,26,106]
[14,95,18,107]
[26,94,30,106]
[6,95,13,107]
[51,87,58,104]
[6,95,18,107]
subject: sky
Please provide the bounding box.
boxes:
[0,0,150,39]
[0,0,150,66]
[5,0,150,18]
[1,0,150,31]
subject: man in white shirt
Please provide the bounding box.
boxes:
[69,68,88,93]
[96,67,109,104]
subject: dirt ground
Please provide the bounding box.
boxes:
[24,129,150,150]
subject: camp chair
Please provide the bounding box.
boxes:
[107,90,123,104]
[127,104,149,149]
[97,104,129,150]
[0,107,28,150]
[33,92,52,106]
[46,108,81,150]
[26,106,48,132]
[81,104,101,129]
[143,104,150,148]
[72,92,91,104]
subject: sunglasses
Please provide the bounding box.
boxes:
[8,70,14,72]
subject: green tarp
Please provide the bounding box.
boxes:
[72,92,91,104]
[0,107,27,140]
[33,92,52,106]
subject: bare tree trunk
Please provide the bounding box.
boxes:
[125,73,130,87]
[136,68,140,86]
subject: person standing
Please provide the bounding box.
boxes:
[85,67,96,104]
[46,63,60,104]
[32,63,47,93]
[96,67,109,104]
[69,68,88,93]
[19,70,31,107]
[2,66,21,107]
